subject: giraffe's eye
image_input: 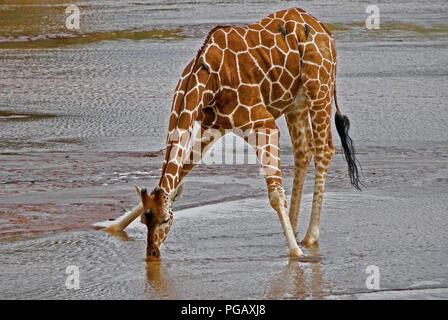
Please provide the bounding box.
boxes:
[162,218,170,224]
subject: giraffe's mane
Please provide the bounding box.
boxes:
[158,25,234,185]
[194,25,233,62]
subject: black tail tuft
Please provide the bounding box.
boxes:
[335,112,362,190]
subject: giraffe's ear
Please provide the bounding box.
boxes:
[170,183,184,202]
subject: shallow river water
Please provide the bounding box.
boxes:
[0,0,447,299]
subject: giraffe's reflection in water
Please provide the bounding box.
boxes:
[142,243,329,299]
[266,244,330,299]
[145,261,179,299]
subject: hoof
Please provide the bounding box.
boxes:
[104,222,126,233]
[104,225,120,232]
[301,237,318,247]
[289,247,304,258]
[104,229,129,241]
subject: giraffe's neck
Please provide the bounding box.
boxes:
[157,56,216,195]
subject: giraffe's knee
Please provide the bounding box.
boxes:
[268,188,287,212]
[313,142,334,177]
[314,138,334,163]
[315,154,332,174]
[322,147,335,164]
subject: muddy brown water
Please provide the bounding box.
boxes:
[1,0,448,299]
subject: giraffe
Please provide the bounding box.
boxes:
[105,8,361,261]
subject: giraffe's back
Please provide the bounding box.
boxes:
[197,8,336,129]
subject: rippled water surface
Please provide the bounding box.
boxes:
[1,0,447,299]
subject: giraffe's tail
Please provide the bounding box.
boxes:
[333,84,362,190]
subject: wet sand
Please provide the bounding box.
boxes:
[1,0,448,299]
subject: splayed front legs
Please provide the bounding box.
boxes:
[105,202,143,232]
[105,125,224,233]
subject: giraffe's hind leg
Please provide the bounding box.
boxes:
[301,100,335,246]
[298,32,337,246]
[237,114,303,258]
[285,89,313,237]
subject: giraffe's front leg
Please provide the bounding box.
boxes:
[179,126,225,181]
[242,125,303,258]
[106,126,224,233]
[268,183,304,257]
[105,202,143,232]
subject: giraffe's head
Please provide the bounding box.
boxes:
[135,184,184,261]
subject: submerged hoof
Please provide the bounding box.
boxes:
[289,247,304,258]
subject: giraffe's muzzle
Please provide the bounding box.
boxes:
[146,244,161,261]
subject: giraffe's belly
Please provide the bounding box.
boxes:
[200,84,300,130]
[261,68,302,119]
[266,101,294,120]
[264,87,299,120]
